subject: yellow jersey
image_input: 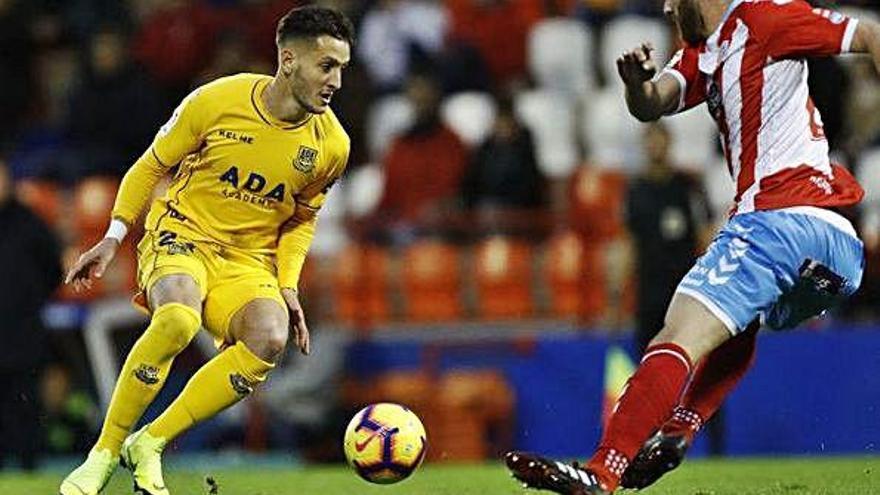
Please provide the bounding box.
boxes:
[112,73,349,288]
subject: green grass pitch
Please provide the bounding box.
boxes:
[3,456,877,494]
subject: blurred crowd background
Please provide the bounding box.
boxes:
[1,0,880,470]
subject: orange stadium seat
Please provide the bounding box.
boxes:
[473,236,534,320]
[400,240,463,322]
[15,179,63,228]
[568,165,627,241]
[543,230,606,323]
[330,244,392,328]
[296,255,327,323]
[73,177,120,242]
[433,370,515,461]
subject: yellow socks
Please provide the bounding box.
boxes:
[95,303,201,455]
[147,341,274,442]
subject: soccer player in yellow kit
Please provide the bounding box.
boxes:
[59,7,352,495]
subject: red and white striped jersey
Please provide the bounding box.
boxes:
[661,0,864,215]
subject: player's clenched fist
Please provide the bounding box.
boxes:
[64,238,119,292]
[617,42,658,87]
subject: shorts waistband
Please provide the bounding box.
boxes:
[778,206,859,239]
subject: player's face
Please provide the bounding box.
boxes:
[288,35,351,115]
[664,0,708,45]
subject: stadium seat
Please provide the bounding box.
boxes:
[295,255,328,323]
[601,15,670,89]
[344,163,385,218]
[473,236,534,320]
[330,244,393,328]
[15,178,62,228]
[857,148,880,250]
[73,177,119,242]
[365,94,413,162]
[400,240,463,322]
[666,108,718,172]
[561,166,630,324]
[440,92,497,147]
[527,18,594,97]
[515,89,579,179]
[581,88,644,172]
[542,230,607,323]
[568,164,628,241]
[433,370,515,461]
[309,182,349,257]
[858,148,880,205]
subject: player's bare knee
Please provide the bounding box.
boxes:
[238,320,288,362]
[232,301,289,363]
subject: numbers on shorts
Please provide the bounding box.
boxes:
[158,230,177,247]
[157,230,195,255]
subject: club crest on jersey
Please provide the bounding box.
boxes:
[293,146,318,173]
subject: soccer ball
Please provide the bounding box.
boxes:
[343,403,428,484]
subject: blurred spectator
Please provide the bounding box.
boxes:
[0,157,63,470]
[196,30,267,84]
[358,0,449,93]
[461,95,545,232]
[0,0,37,145]
[131,0,222,99]
[445,0,545,88]
[60,0,133,40]
[373,72,468,242]
[621,0,664,17]
[68,25,164,177]
[625,122,709,354]
[573,0,622,26]
[436,38,493,94]
[40,362,99,455]
[846,58,880,156]
[808,57,849,153]
[238,0,305,66]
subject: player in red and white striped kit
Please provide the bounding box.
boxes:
[506,1,880,493]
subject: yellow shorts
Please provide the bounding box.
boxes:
[136,228,285,346]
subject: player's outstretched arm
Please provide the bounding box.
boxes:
[64,148,169,293]
[617,43,680,122]
[65,234,122,293]
[851,18,880,75]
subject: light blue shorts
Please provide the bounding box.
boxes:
[676,208,864,334]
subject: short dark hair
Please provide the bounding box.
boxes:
[276,6,355,48]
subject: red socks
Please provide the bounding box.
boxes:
[663,322,759,440]
[588,342,693,489]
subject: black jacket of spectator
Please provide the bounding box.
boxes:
[462,126,544,210]
[0,199,62,371]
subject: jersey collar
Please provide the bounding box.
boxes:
[706,0,743,49]
[699,0,745,74]
[251,78,313,131]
